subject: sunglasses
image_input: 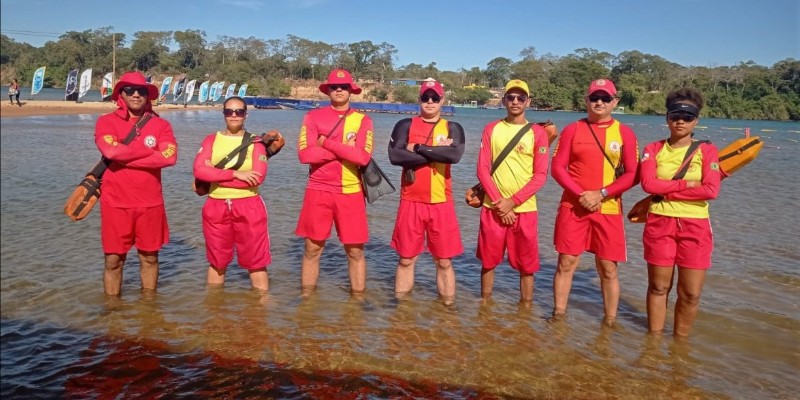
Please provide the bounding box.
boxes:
[223,108,247,117]
[328,84,350,92]
[504,94,528,103]
[420,94,441,103]
[588,95,614,103]
[121,86,149,96]
[667,113,697,122]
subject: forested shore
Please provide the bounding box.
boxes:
[2,27,797,120]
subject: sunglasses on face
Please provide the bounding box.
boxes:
[504,94,528,103]
[223,108,247,117]
[328,84,350,92]
[667,113,697,122]
[121,86,149,96]
[420,94,441,103]
[588,95,614,103]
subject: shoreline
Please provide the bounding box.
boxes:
[0,100,223,118]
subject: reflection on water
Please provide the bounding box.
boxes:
[1,110,798,398]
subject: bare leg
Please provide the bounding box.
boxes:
[207,265,226,287]
[345,243,366,293]
[519,272,534,302]
[394,255,418,298]
[301,238,325,295]
[138,250,159,294]
[646,263,675,333]
[434,257,455,305]
[480,268,495,300]
[553,253,580,315]
[248,268,269,291]
[103,253,126,296]
[674,267,707,337]
[595,256,620,320]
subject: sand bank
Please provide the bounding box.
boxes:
[0,100,221,119]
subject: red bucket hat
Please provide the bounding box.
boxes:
[112,71,159,101]
[319,69,362,95]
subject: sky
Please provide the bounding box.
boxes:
[1,0,797,71]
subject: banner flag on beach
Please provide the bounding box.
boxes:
[65,69,78,99]
[159,76,173,101]
[172,76,186,102]
[237,84,248,97]
[31,66,46,96]
[101,72,113,100]
[78,68,92,100]
[198,80,210,103]
[225,83,236,99]
[184,79,197,103]
[212,81,225,102]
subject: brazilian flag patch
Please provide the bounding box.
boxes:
[538,147,547,154]
[711,162,719,171]
[259,155,268,162]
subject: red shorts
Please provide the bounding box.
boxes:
[100,202,169,254]
[476,207,540,274]
[295,188,368,244]
[643,213,713,269]
[202,196,271,270]
[553,205,627,262]
[391,199,463,259]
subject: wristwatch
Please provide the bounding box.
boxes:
[413,144,421,153]
[600,188,609,198]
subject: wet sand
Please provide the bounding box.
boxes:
[0,100,220,118]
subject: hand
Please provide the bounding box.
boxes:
[492,197,516,216]
[204,159,212,167]
[438,138,453,146]
[345,134,356,146]
[579,190,603,212]
[406,143,416,152]
[685,180,701,188]
[316,135,326,146]
[232,170,262,186]
[500,211,517,226]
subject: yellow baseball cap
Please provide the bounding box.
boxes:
[504,79,530,96]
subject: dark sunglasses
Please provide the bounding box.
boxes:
[223,108,247,117]
[420,94,441,103]
[667,113,697,122]
[328,84,350,92]
[588,95,614,103]
[504,94,528,103]
[121,86,149,96]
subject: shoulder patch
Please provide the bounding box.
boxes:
[538,146,547,154]
[710,162,720,171]
[259,155,267,162]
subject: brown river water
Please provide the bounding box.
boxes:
[1,108,798,399]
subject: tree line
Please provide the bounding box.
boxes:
[1,27,798,121]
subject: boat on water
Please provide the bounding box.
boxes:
[612,107,626,114]
[276,101,317,110]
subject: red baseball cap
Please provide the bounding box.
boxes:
[319,69,362,95]
[587,79,617,97]
[419,80,444,97]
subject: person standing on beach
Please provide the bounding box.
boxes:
[640,88,720,337]
[94,71,178,296]
[8,78,20,106]
[296,69,374,296]
[194,96,280,292]
[476,79,550,305]
[387,80,466,305]
[550,78,639,323]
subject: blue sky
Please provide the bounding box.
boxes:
[1,0,797,71]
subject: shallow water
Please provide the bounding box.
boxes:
[1,109,799,399]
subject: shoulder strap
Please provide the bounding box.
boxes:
[121,114,152,145]
[490,122,533,174]
[584,119,618,169]
[672,140,709,180]
[214,131,255,170]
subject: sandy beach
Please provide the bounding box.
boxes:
[0,100,223,118]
